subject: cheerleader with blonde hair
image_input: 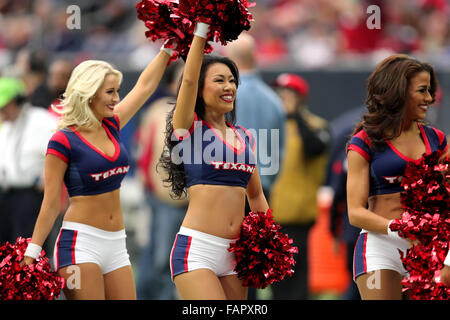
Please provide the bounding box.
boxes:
[53,60,123,130]
[21,43,175,300]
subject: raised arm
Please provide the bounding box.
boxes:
[172,23,209,130]
[114,47,172,129]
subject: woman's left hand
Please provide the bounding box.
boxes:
[406,238,421,248]
[440,265,450,287]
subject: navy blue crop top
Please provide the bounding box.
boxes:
[347,123,448,196]
[46,115,130,197]
[172,113,257,188]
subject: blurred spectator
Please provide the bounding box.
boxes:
[0,77,57,253]
[325,105,365,300]
[289,21,336,69]
[135,61,187,300]
[125,21,160,71]
[30,58,73,111]
[223,33,286,201]
[41,5,84,53]
[12,49,48,98]
[335,0,388,54]
[224,33,285,300]
[269,73,330,299]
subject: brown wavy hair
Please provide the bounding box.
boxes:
[350,54,438,151]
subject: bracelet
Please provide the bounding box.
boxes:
[160,45,174,57]
[24,243,42,260]
[387,220,402,240]
[194,22,210,39]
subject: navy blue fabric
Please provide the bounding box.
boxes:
[348,124,447,196]
[173,116,257,189]
[47,116,130,197]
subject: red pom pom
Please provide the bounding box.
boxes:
[228,209,298,289]
[136,0,186,63]
[175,0,254,45]
[0,237,65,300]
[136,0,255,60]
[389,150,450,300]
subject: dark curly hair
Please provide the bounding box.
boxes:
[349,54,438,152]
[158,54,239,199]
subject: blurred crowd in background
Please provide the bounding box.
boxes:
[0,0,449,72]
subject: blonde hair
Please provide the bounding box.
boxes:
[53,60,122,130]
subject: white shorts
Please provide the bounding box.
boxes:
[53,221,131,275]
[169,226,238,280]
[353,230,410,281]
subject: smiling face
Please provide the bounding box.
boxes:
[404,71,433,121]
[201,62,237,115]
[90,74,120,121]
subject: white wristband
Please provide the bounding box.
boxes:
[444,252,450,267]
[24,243,42,260]
[387,220,402,240]
[160,45,174,57]
[194,22,210,39]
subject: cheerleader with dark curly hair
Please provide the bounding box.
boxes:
[346,54,448,299]
[159,22,269,299]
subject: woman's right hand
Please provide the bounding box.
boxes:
[20,242,42,267]
[20,256,36,267]
[173,21,209,131]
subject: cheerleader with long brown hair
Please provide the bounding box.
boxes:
[346,54,448,299]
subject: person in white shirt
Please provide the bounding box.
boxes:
[0,77,57,249]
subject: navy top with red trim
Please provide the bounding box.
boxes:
[347,123,448,196]
[173,113,257,189]
[46,115,130,197]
